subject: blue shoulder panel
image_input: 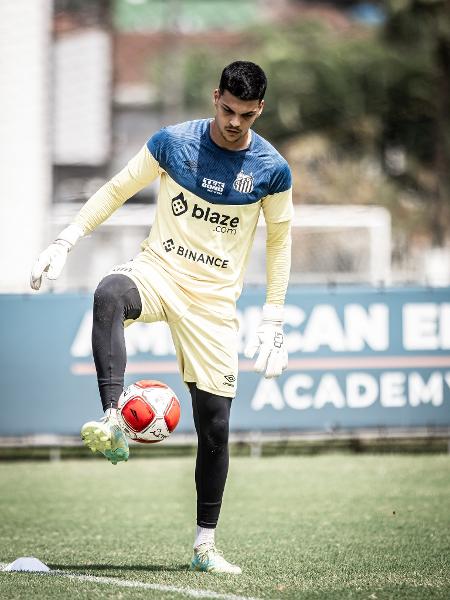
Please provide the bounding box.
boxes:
[146,120,291,206]
[147,128,167,164]
[269,159,292,195]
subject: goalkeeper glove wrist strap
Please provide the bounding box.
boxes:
[262,303,284,324]
[55,223,84,250]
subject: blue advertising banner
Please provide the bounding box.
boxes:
[1,286,449,435]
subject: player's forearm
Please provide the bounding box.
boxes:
[74,145,159,234]
[265,220,292,305]
[74,169,136,234]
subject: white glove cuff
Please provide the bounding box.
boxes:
[55,223,84,249]
[262,303,284,323]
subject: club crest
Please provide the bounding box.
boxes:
[233,171,254,194]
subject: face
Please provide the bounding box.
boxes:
[212,89,264,148]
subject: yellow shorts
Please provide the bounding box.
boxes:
[109,255,238,398]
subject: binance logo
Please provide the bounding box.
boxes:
[171,192,188,216]
[163,239,175,252]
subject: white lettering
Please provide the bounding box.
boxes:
[248,371,449,412]
[303,305,346,352]
[403,304,439,350]
[344,304,389,351]
[408,372,443,407]
[314,374,345,409]
[347,373,378,408]
[284,374,314,410]
[201,177,225,195]
[284,305,306,353]
[251,378,284,411]
[70,311,176,358]
[445,372,450,389]
[380,372,406,407]
[124,322,175,356]
[70,311,93,357]
[440,304,450,349]
[240,303,391,354]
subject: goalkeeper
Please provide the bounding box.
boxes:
[31,61,292,574]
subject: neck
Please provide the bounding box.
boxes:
[210,120,251,151]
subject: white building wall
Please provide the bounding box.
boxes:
[53,29,112,166]
[0,0,52,292]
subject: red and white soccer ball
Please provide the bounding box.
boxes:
[117,380,181,443]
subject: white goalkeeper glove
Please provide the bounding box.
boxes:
[244,303,288,378]
[30,224,83,290]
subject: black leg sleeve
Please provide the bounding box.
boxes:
[189,383,232,529]
[92,274,142,411]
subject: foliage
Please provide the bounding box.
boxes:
[383,0,450,244]
[154,3,450,244]
[180,15,441,159]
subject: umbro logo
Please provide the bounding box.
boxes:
[163,238,175,252]
[183,160,198,172]
[223,374,236,387]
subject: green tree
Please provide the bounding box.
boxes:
[383,0,450,245]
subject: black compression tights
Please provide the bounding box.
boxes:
[189,383,232,529]
[92,274,142,411]
[92,274,232,529]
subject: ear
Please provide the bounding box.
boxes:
[213,89,220,105]
[257,99,265,117]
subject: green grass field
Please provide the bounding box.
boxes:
[0,454,449,599]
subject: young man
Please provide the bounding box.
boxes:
[30,61,292,574]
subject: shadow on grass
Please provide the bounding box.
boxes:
[48,563,188,573]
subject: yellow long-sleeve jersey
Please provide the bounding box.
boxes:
[74,119,293,316]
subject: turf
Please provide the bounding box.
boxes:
[0,454,449,599]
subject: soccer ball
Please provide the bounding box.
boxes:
[117,380,181,443]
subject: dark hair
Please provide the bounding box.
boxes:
[219,61,267,101]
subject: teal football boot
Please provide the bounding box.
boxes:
[81,409,129,465]
[190,544,242,574]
